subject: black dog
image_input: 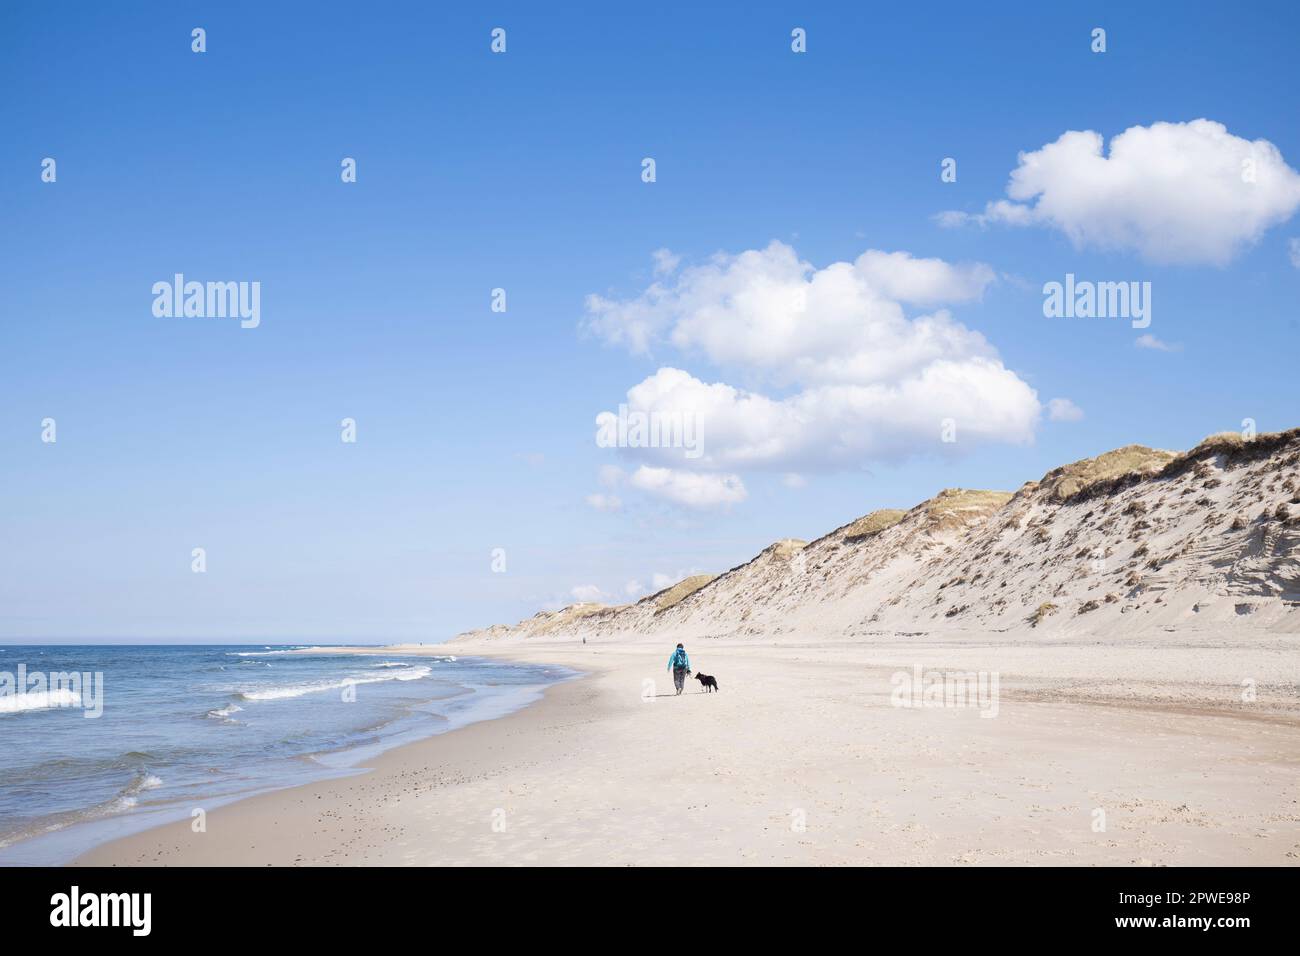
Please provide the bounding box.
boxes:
[694,672,719,693]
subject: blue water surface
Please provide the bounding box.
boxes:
[0,644,573,864]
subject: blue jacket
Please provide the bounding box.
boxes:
[667,647,691,671]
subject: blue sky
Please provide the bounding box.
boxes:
[3,1,1298,641]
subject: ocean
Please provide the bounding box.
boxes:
[0,644,574,865]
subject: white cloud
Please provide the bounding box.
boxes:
[651,248,681,276]
[781,472,807,489]
[1289,237,1300,269]
[585,493,623,512]
[608,362,1038,475]
[569,584,605,603]
[623,580,644,597]
[1135,333,1181,352]
[941,119,1300,264]
[587,242,1044,508]
[586,241,1000,378]
[1047,397,1084,422]
[628,466,748,509]
[852,250,996,306]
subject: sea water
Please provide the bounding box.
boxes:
[0,644,573,864]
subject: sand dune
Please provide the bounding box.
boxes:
[459,429,1300,644]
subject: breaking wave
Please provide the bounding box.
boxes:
[238,666,431,702]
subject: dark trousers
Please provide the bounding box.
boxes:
[673,666,687,694]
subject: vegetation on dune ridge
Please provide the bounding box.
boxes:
[804,508,908,551]
[1171,427,1300,474]
[658,539,806,608]
[842,509,908,541]
[519,602,616,635]
[1036,445,1178,503]
[919,489,1014,531]
[1050,427,1300,504]
[765,538,808,560]
[648,574,717,613]
[810,492,1008,553]
[455,427,1300,639]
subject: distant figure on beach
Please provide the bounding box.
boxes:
[667,643,691,696]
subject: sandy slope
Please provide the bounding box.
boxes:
[460,430,1300,644]
[76,634,1300,867]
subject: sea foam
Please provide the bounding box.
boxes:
[0,689,82,716]
[239,666,431,701]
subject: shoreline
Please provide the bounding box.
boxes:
[0,653,573,867]
[73,635,1300,867]
[74,643,603,866]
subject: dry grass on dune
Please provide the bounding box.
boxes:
[842,508,908,542]
[765,538,808,560]
[649,574,717,613]
[1036,445,1178,503]
[1170,427,1300,473]
[920,489,1014,530]
[1045,427,1300,504]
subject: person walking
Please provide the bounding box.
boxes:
[667,643,691,696]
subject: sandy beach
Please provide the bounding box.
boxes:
[75,634,1300,867]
